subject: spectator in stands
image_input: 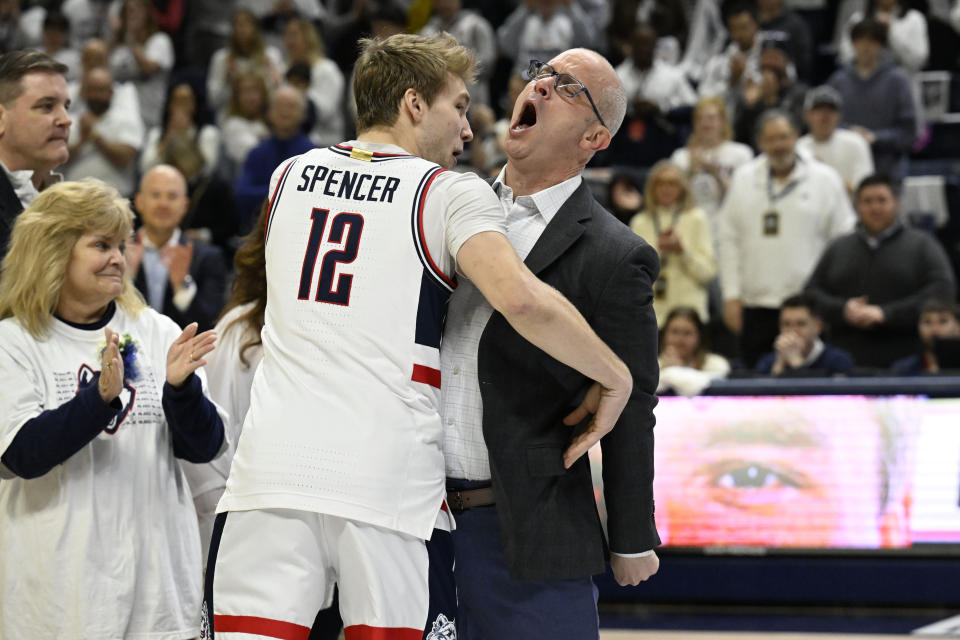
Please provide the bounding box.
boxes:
[838,0,929,74]
[827,18,917,187]
[607,171,644,226]
[718,109,855,367]
[805,173,956,368]
[163,131,239,258]
[126,164,228,331]
[891,298,960,375]
[698,0,763,105]
[756,293,856,375]
[38,11,80,82]
[108,0,175,129]
[733,40,808,151]
[617,23,697,117]
[220,71,270,178]
[0,0,27,53]
[64,66,143,197]
[234,83,314,228]
[140,81,221,178]
[497,0,598,75]
[0,177,225,640]
[631,160,716,327]
[798,85,875,197]
[756,0,814,82]
[207,9,283,118]
[281,16,345,148]
[671,96,754,239]
[657,306,730,396]
[0,50,70,260]
[420,0,496,108]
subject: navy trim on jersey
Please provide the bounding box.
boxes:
[414,270,450,349]
[410,167,456,292]
[54,301,116,330]
[329,144,412,161]
[264,158,297,244]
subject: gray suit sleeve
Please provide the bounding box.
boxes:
[595,240,662,554]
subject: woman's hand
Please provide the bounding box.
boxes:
[166,323,217,388]
[99,327,124,402]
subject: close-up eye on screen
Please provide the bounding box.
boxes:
[590,395,960,555]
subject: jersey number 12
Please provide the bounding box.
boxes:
[298,207,364,305]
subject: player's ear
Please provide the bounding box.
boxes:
[402,88,425,124]
[0,104,7,138]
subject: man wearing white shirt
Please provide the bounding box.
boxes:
[442,49,660,640]
[62,65,143,196]
[718,109,856,367]
[616,23,696,115]
[798,85,874,197]
[699,0,764,103]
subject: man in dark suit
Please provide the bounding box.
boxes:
[126,164,227,331]
[0,50,71,259]
[441,48,661,639]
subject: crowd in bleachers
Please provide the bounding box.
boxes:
[2,0,960,375]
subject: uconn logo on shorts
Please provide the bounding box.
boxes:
[426,613,456,640]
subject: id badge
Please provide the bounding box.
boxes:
[762,210,779,236]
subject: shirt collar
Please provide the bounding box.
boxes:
[802,337,826,367]
[761,153,806,183]
[140,227,181,250]
[0,158,40,207]
[492,168,582,225]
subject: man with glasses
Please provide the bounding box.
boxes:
[442,48,661,639]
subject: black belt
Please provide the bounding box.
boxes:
[446,487,495,513]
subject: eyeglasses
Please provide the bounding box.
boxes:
[526,59,607,129]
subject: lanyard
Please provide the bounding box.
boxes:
[766,166,801,209]
[650,206,683,238]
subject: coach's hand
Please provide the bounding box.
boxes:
[611,552,659,586]
[562,371,631,469]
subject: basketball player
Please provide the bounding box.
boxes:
[205,33,632,639]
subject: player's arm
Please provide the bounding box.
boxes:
[456,231,632,468]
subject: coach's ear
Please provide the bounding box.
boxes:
[402,88,426,124]
[0,104,7,138]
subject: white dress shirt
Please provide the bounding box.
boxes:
[442,171,580,481]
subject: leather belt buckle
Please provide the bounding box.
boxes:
[449,490,465,513]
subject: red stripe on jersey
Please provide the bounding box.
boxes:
[344,624,423,640]
[411,364,441,389]
[265,159,296,237]
[416,170,457,289]
[213,614,311,640]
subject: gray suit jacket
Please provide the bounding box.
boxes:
[477,181,661,581]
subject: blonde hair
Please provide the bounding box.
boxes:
[353,33,476,133]
[690,95,733,145]
[643,160,694,211]
[0,179,145,339]
[226,70,270,120]
[286,16,324,64]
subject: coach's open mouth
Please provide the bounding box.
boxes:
[511,101,537,132]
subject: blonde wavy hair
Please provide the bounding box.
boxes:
[642,160,695,212]
[0,178,145,339]
[690,95,734,146]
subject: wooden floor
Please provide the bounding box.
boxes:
[600,633,917,639]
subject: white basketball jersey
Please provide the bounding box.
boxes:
[219,141,505,539]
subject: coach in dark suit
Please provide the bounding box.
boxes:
[0,51,71,259]
[441,49,660,640]
[126,165,227,331]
